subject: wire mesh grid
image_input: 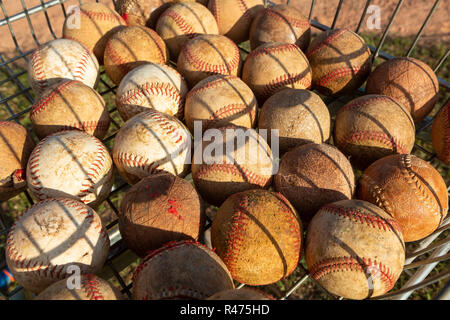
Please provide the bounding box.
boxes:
[0,0,448,300]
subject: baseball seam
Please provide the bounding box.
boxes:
[105,40,130,74]
[204,103,256,130]
[247,43,300,59]
[30,49,48,93]
[79,8,124,24]
[236,0,252,22]
[186,76,238,98]
[30,80,75,120]
[359,174,394,215]
[81,274,105,300]
[337,130,409,154]
[28,139,45,199]
[261,72,311,100]
[160,9,196,36]
[306,28,348,57]
[339,95,400,113]
[264,8,311,29]
[72,46,92,83]
[61,120,110,133]
[193,163,269,187]
[114,152,162,175]
[316,65,368,87]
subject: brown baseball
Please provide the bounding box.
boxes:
[431,102,450,165]
[242,42,312,102]
[366,57,439,122]
[306,28,372,97]
[306,199,405,299]
[358,154,448,242]
[207,288,274,300]
[334,94,415,169]
[249,4,311,51]
[274,143,355,222]
[258,88,330,154]
[211,189,302,285]
[119,172,204,257]
[104,25,168,85]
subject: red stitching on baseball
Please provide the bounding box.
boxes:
[204,103,256,130]
[105,40,131,74]
[306,28,349,57]
[114,152,162,175]
[261,73,311,100]
[339,95,400,113]
[30,81,75,120]
[236,0,252,22]
[30,49,48,92]
[81,274,105,300]
[72,45,93,82]
[209,0,220,27]
[316,65,369,87]
[160,9,196,37]
[337,130,409,154]
[186,76,239,98]
[79,8,124,24]
[146,109,187,145]
[62,120,110,132]
[247,43,300,59]
[263,8,311,29]
[194,163,269,187]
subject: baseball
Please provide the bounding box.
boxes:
[211,189,301,285]
[334,94,415,169]
[62,2,126,64]
[119,172,204,257]
[431,102,450,165]
[274,143,355,222]
[104,25,168,85]
[306,199,405,299]
[115,63,188,121]
[177,34,242,88]
[249,4,311,51]
[208,0,265,43]
[0,121,35,201]
[112,109,191,185]
[30,80,110,139]
[191,125,274,206]
[132,240,234,299]
[358,154,448,242]
[28,39,99,95]
[366,57,439,122]
[184,75,257,133]
[115,0,170,28]
[156,2,218,59]
[35,274,122,300]
[258,88,330,154]
[6,198,110,293]
[208,288,273,300]
[306,28,372,97]
[241,42,312,102]
[26,130,114,208]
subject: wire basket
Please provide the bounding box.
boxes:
[0,0,448,300]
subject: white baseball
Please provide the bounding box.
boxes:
[28,39,100,95]
[112,109,192,185]
[6,198,110,293]
[26,130,114,207]
[115,63,188,121]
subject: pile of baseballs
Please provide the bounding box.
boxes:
[0,0,447,301]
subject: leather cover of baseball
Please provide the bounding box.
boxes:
[306,28,372,97]
[6,198,110,293]
[112,109,192,185]
[184,75,257,133]
[132,240,234,299]
[115,63,188,121]
[306,199,405,299]
[358,154,448,242]
[211,189,301,285]
[207,288,273,300]
[366,57,439,122]
[28,39,99,95]
[35,274,122,300]
[431,102,450,165]
[274,143,355,222]
[258,88,330,154]
[334,94,415,169]
[177,34,242,88]
[115,0,171,28]
[242,42,312,102]
[119,173,204,257]
[249,4,311,51]
[104,26,168,85]
[26,130,114,208]
[30,80,110,139]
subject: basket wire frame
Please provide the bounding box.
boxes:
[0,0,448,300]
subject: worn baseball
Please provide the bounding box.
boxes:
[191,125,274,206]
[115,0,170,28]
[258,88,330,154]
[115,63,188,121]
[35,274,122,300]
[119,172,204,257]
[208,0,264,43]
[184,75,257,133]
[208,288,273,300]
[6,198,110,293]
[177,34,242,87]
[274,143,355,222]
[156,2,218,60]
[431,102,450,165]
[306,199,405,299]
[334,94,415,169]
[358,154,448,242]
[104,26,168,85]
[0,121,35,201]
[242,42,312,102]
[28,39,99,95]
[30,80,110,139]
[306,28,372,97]
[63,2,126,64]
[26,130,114,208]
[112,109,191,185]
[366,57,439,122]
[132,240,234,299]
[212,189,301,285]
[249,4,311,51]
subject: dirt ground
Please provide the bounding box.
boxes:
[0,0,449,64]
